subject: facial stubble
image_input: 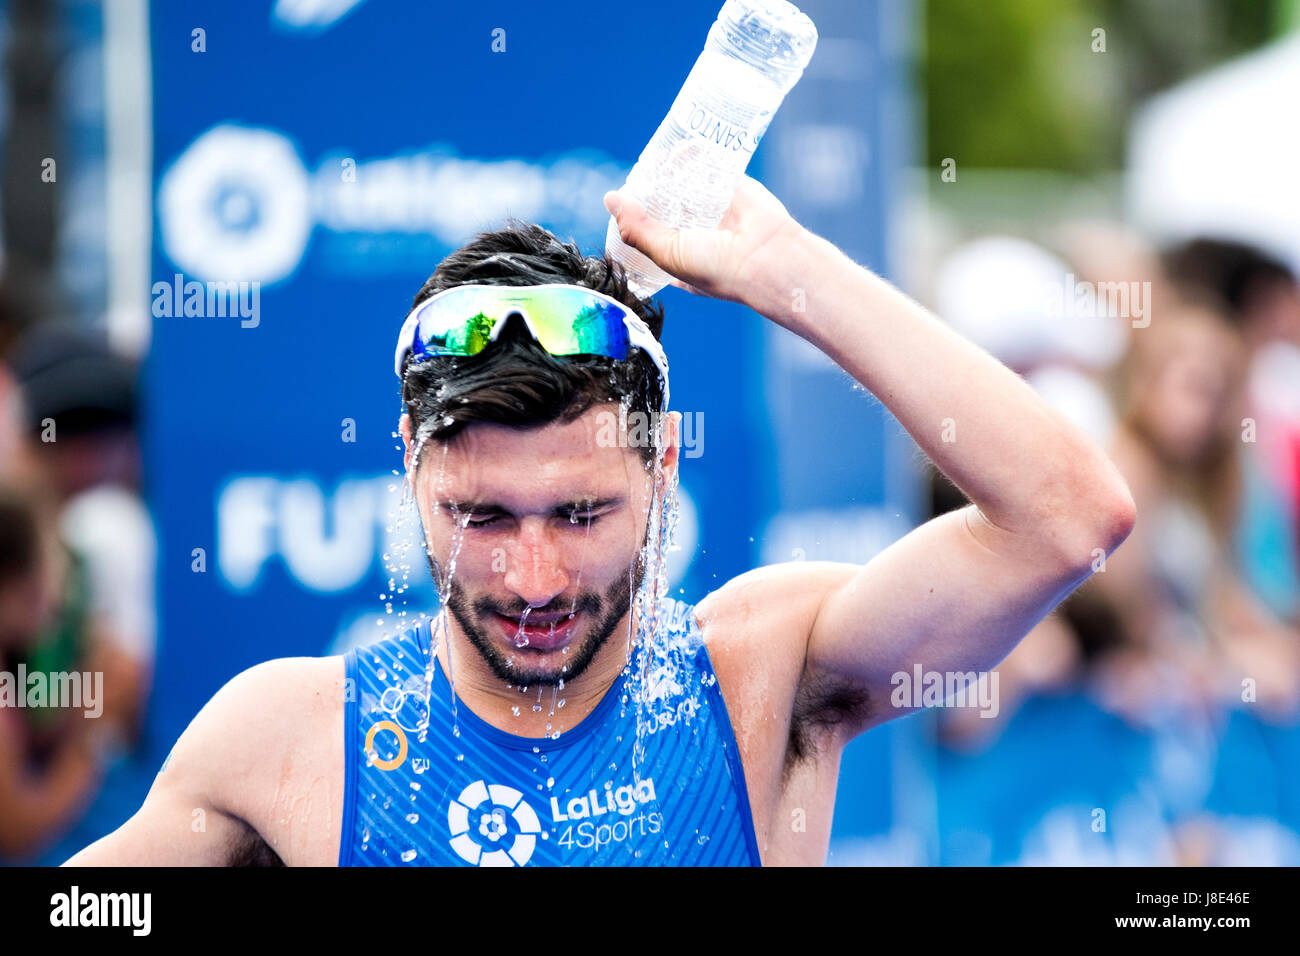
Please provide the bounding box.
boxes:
[426,530,650,687]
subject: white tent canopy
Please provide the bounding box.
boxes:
[1128,33,1300,272]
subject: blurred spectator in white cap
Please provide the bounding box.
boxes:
[933,234,1127,450]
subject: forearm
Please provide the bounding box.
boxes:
[749,226,1132,550]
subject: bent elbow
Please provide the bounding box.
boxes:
[1103,480,1137,552]
[1049,470,1137,578]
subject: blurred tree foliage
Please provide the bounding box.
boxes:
[923,0,1287,172]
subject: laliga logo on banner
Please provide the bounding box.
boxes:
[157,123,628,287]
[159,125,313,286]
[272,0,369,31]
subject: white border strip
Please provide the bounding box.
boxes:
[103,0,153,358]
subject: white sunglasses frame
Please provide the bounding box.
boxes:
[394,283,670,411]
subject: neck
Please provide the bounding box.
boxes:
[432,605,640,739]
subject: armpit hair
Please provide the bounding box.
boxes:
[228,825,286,867]
[785,671,873,778]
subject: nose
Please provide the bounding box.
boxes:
[501,516,570,609]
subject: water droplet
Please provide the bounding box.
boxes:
[401,848,418,862]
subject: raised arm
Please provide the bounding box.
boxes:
[606,178,1135,737]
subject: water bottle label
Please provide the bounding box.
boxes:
[666,68,773,156]
[675,98,770,153]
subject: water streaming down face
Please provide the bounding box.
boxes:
[417,431,621,693]
[375,377,709,867]
[625,397,685,780]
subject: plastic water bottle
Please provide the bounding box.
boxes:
[606,0,817,297]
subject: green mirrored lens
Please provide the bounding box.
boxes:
[528,291,631,359]
[416,287,633,360]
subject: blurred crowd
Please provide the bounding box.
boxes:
[0,289,155,864]
[926,228,1300,864]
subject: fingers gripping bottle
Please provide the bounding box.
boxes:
[605,0,818,298]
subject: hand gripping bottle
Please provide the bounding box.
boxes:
[605,0,818,297]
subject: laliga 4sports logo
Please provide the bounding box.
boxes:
[447,780,542,867]
[446,775,659,865]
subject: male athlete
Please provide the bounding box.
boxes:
[66,176,1134,866]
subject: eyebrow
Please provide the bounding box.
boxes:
[437,495,625,517]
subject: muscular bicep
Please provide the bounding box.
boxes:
[806,505,1099,734]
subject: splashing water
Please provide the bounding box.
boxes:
[625,403,686,782]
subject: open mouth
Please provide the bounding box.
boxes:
[492,611,580,651]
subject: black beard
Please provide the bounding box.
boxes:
[426,542,649,687]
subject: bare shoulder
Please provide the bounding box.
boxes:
[65,655,347,865]
[175,656,344,758]
[163,655,347,860]
[189,655,344,797]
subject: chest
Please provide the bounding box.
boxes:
[344,669,757,866]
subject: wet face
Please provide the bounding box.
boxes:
[404,403,676,688]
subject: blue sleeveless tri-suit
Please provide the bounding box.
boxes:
[339,596,761,866]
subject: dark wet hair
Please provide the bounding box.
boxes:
[399,220,666,467]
